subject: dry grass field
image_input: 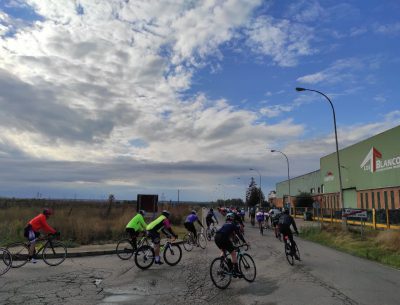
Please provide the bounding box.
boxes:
[0,199,205,246]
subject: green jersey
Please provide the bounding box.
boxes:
[126,213,147,231]
[146,215,166,232]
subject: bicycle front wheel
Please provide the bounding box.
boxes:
[134,245,154,270]
[6,242,29,268]
[197,233,207,249]
[116,239,134,260]
[0,248,12,276]
[43,241,67,266]
[239,253,256,282]
[295,244,301,261]
[183,234,194,252]
[210,257,231,289]
[163,244,182,266]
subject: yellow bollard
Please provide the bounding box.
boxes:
[386,209,390,229]
[372,208,376,230]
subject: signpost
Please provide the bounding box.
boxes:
[342,209,368,239]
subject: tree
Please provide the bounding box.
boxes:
[246,177,265,207]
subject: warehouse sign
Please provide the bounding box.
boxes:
[360,147,400,173]
[324,171,334,182]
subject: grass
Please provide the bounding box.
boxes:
[300,224,400,269]
[0,200,206,246]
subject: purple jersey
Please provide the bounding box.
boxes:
[185,214,198,223]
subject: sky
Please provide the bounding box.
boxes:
[0,0,399,202]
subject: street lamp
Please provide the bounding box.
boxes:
[295,87,345,214]
[271,150,291,212]
[249,168,262,207]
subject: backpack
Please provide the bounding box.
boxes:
[278,214,291,226]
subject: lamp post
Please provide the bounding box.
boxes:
[249,168,262,207]
[271,150,291,213]
[295,87,345,221]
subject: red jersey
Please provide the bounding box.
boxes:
[28,214,56,234]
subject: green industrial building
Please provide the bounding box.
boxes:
[275,125,400,210]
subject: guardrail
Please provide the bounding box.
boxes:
[292,207,400,230]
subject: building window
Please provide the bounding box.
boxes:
[310,188,315,194]
[371,192,375,209]
[365,193,369,209]
[360,193,364,209]
[321,184,324,193]
[384,191,388,210]
[377,192,381,210]
[318,187,320,193]
[390,191,395,210]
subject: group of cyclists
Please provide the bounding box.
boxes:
[21,204,299,271]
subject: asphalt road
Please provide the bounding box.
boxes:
[1,223,399,305]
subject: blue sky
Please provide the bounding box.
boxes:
[0,0,399,202]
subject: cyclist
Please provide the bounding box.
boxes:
[184,210,204,245]
[240,208,245,221]
[255,209,265,234]
[24,208,57,263]
[125,210,147,250]
[249,207,256,226]
[206,208,219,230]
[269,207,282,239]
[278,209,299,260]
[146,210,178,265]
[214,213,249,277]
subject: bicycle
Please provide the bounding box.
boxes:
[134,238,182,270]
[283,232,300,265]
[206,223,218,241]
[257,221,264,235]
[183,230,207,251]
[116,234,150,260]
[7,233,67,267]
[209,244,256,289]
[0,248,12,276]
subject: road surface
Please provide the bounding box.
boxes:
[1,223,399,305]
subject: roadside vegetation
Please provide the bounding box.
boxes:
[0,199,199,246]
[301,224,400,269]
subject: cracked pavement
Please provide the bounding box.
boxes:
[1,224,399,305]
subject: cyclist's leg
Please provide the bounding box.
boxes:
[149,231,162,263]
[287,231,297,255]
[126,228,137,249]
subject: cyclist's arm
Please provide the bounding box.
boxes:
[196,218,204,228]
[139,216,147,231]
[162,219,178,238]
[291,218,299,234]
[233,226,246,243]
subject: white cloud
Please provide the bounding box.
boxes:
[245,16,315,67]
[373,22,400,35]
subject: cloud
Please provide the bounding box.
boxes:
[296,57,366,84]
[245,15,315,67]
[373,22,400,35]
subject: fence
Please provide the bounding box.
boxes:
[292,207,400,230]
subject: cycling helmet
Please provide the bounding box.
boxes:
[162,210,170,217]
[191,210,196,215]
[139,210,145,216]
[43,208,53,216]
[226,213,235,221]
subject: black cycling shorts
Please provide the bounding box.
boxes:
[214,232,235,253]
[125,228,138,239]
[24,224,40,241]
[147,230,161,244]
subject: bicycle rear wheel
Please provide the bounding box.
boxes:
[206,229,212,241]
[210,257,231,289]
[134,245,154,270]
[163,244,182,266]
[43,241,67,266]
[116,239,134,260]
[284,242,294,265]
[0,248,12,276]
[183,234,194,252]
[197,233,207,249]
[6,242,29,268]
[239,253,256,282]
[295,244,301,261]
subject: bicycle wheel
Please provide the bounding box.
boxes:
[239,253,256,282]
[0,248,12,276]
[295,244,301,261]
[134,245,154,270]
[284,242,294,265]
[183,234,194,252]
[206,229,212,241]
[210,257,231,289]
[163,244,182,266]
[197,233,207,249]
[7,242,29,268]
[42,241,67,266]
[116,239,134,260]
